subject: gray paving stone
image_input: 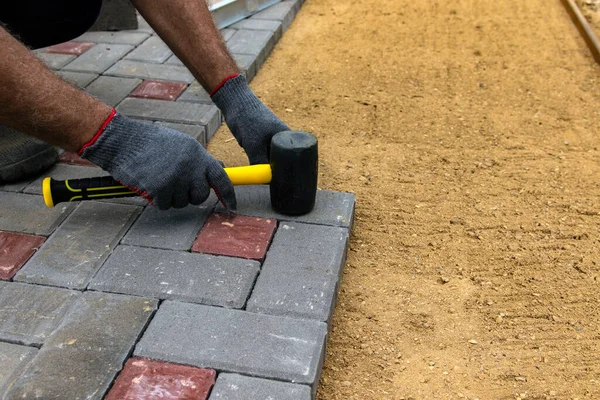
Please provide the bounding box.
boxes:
[216,186,356,228]
[137,15,153,33]
[177,81,213,104]
[230,19,283,41]
[232,53,258,82]
[116,98,219,126]
[0,342,37,397]
[164,54,184,66]
[227,29,274,69]
[56,71,98,88]
[85,75,142,106]
[4,292,157,400]
[62,43,134,74]
[135,302,327,391]
[210,373,311,400]
[74,31,150,45]
[15,202,141,290]
[251,1,297,32]
[125,36,172,63]
[221,28,237,42]
[37,53,75,69]
[155,121,207,146]
[121,201,214,250]
[247,222,349,322]
[23,163,107,195]
[0,192,75,236]
[0,179,31,193]
[0,282,79,347]
[201,105,222,141]
[105,60,194,83]
[90,245,259,308]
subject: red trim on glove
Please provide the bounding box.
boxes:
[209,74,240,97]
[77,108,117,156]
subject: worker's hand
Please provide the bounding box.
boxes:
[79,110,236,210]
[211,74,289,165]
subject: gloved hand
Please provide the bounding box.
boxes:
[79,110,236,210]
[211,74,289,165]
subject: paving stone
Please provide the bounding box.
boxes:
[232,53,258,82]
[125,36,173,63]
[0,232,45,280]
[122,198,214,250]
[216,186,356,228]
[0,179,31,193]
[4,292,157,400]
[251,1,297,32]
[37,53,75,69]
[55,70,99,88]
[106,60,194,83]
[129,80,187,101]
[117,98,219,126]
[230,19,283,42]
[45,41,95,55]
[0,342,37,396]
[62,43,134,74]
[137,15,154,33]
[247,222,349,322]
[201,105,222,141]
[0,281,79,346]
[86,76,142,106]
[192,213,276,261]
[106,357,216,400]
[134,302,327,391]
[177,81,213,104]
[221,28,237,42]
[23,163,107,195]
[164,54,184,66]
[155,121,206,146]
[57,151,96,167]
[227,29,274,69]
[15,202,141,290]
[210,373,311,400]
[74,31,150,45]
[0,192,75,236]
[90,245,259,308]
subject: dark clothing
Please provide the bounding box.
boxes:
[0,0,102,49]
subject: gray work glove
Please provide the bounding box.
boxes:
[211,74,289,165]
[80,111,236,210]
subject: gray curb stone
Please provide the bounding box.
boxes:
[37,53,75,69]
[0,342,37,397]
[0,192,75,236]
[105,60,194,83]
[232,53,258,82]
[121,200,215,250]
[0,282,80,347]
[135,302,327,392]
[227,29,274,70]
[125,36,173,63]
[215,186,356,228]
[73,31,150,46]
[62,43,134,74]
[247,222,349,323]
[89,245,260,308]
[23,163,107,195]
[86,76,142,107]
[4,292,157,400]
[251,1,297,32]
[209,373,311,400]
[230,19,283,45]
[56,71,99,88]
[15,202,141,290]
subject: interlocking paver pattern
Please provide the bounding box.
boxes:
[0,2,355,399]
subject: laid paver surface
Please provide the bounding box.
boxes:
[0,1,354,399]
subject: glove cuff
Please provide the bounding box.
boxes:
[210,74,263,115]
[77,108,117,156]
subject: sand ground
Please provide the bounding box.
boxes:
[209,0,600,398]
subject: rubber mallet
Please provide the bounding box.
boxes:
[42,131,318,216]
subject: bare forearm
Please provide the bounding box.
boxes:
[131,0,239,91]
[0,27,111,152]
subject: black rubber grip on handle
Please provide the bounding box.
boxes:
[46,176,136,206]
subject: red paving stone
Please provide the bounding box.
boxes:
[45,41,95,55]
[129,80,188,101]
[105,358,215,400]
[192,213,276,261]
[58,151,96,167]
[0,231,46,280]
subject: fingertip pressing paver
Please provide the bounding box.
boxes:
[23,163,108,195]
[4,292,157,400]
[56,70,99,88]
[106,358,216,400]
[46,41,95,55]
[0,281,79,346]
[90,245,259,308]
[106,60,195,83]
[0,192,75,236]
[216,185,356,228]
[129,80,188,101]
[125,36,173,63]
[209,373,312,400]
[135,302,328,392]
[73,31,150,45]
[155,121,207,146]
[15,201,141,290]
[0,232,45,280]
[62,43,134,74]
[0,342,37,397]
[122,201,215,250]
[192,213,277,261]
[247,222,349,323]
[85,76,142,106]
